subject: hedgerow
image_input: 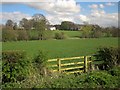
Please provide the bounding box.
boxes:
[2,50,30,83]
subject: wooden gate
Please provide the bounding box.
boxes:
[48,56,92,74]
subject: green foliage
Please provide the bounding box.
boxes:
[2,30,17,42]
[27,30,39,39]
[33,50,48,76]
[2,70,120,88]
[60,21,78,30]
[42,31,54,40]
[26,30,53,40]
[54,32,68,39]
[81,25,93,38]
[33,20,47,40]
[108,66,120,76]
[34,50,48,67]
[19,18,33,30]
[2,50,120,89]
[83,71,118,88]
[36,70,119,88]
[94,47,120,70]
[81,25,104,38]
[2,30,29,41]
[17,30,29,41]
[38,30,54,40]
[102,27,120,37]
[2,50,30,83]
[42,74,78,88]
[91,30,103,38]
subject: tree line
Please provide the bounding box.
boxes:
[2,14,54,41]
[1,13,120,42]
[80,24,120,38]
[4,14,49,31]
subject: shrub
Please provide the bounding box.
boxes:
[54,32,67,39]
[37,31,54,40]
[2,69,120,88]
[42,31,54,40]
[83,71,118,88]
[108,66,120,76]
[27,30,39,40]
[33,50,48,76]
[17,30,29,41]
[30,35,39,40]
[91,30,103,38]
[94,47,120,70]
[81,31,91,38]
[36,71,119,88]
[2,30,18,42]
[2,50,30,83]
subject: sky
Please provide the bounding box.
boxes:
[0,0,119,27]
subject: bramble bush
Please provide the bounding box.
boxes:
[35,71,119,88]
[94,47,120,70]
[33,50,49,76]
[108,66,120,77]
[2,50,30,83]
[2,49,120,88]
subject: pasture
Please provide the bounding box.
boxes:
[28,30,81,38]
[53,30,81,38]
[2,37,118,59]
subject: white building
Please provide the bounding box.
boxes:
[50,27,56,30]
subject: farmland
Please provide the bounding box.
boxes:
[2,37,118,59]
[2,37,120,88]
[2,2,120,88]
[53,30,82,38]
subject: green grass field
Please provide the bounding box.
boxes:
[53,30,81,38]
[28,30,81,38]
[2,37,118,59]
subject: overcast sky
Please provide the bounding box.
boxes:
[1,0,119,27]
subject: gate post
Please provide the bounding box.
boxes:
[89,56,92,71]
[84,56,87,73]
[57,59,61,73]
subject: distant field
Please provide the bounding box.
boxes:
[28,30,81,38]
[2,37,118,59]
[53,30,81,38]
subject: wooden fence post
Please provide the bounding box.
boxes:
[57,59,61,73]
[84,56,87,73]
[89,57,92,71]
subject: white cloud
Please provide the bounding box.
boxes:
[1,0,120,2]
[106,2,115,6]
[89,4,105,9]
[1,0,53,3]
[91,9,106,17]
[88,3,117,27]
[89,9,118,27]
[1,11,31,24]
[27,0,80,15]
[89,4,98,9]
[99,4,104,8]
[26,0,81,24]
[46,14,75,25]
[1,1,118,27]
[76,15,89,22]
